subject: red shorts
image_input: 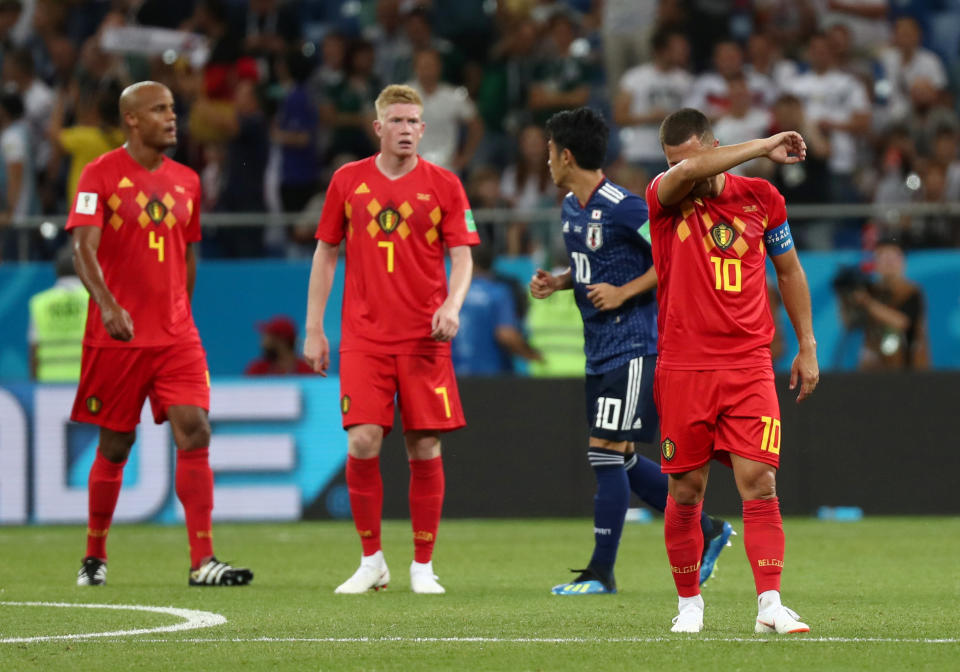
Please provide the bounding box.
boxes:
[654,367,781,473]
[71,342,210,432]
[339,351,465,434]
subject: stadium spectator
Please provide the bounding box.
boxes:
[850,236,930,369]
[768,94,832,247]
[933,126,960,202]
[28,244,87,382]
[825,22,874,84]
[368,0,406,88]
[0,91,37,260]
[878,16,949,124]
[320,38,379,163]
[1,48,53,175]
[713,73,772,177]
[273,50,319,215]
[614,27,692,180]
[600,0,659,90]
[466,165,514,254]
[684,39,776,121]
[408,48,483,174]
[210,79,269,256]
[817,0,890,53]
[388,5,458,87]
[239,0,301,85]
[903,79,958,159]
[245,315,315,375]
[452,244,542,376]
[500,124,554,212]
[528,10,590,125]
[744,32,798,92]
[304,84,479,595]
[753,0,818,54]
[48,83,124,209]
[787,32,870,206]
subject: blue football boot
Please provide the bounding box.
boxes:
[551,567,616,595]
[699,518,736,586]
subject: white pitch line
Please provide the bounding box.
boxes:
[35,636,960,645]
[0,601,227,643]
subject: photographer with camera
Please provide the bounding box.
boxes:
[833,237,929,370]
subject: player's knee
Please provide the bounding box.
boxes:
[405,431,440,460]
[668,473,706,505]
[99,430,136,463]
[177,419,211,450]
[348,426,383,458]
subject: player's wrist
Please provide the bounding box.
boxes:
[797,338,817,352]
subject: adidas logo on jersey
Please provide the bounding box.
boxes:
[563,220,570,233]
[633,417,643,429]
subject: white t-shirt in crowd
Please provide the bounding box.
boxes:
[713,108,773,175]
[684,70,778,119]
[408,82,477,171]
[787,68,869,174]
[1,120,36,220]
[878,46,949,121]
[617,63,693,162]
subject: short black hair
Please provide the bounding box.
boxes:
[659,107,712,147]
[545,107,608,171]
[651,26,681,54]
[0,92,24,119]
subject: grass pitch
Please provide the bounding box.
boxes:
[1,517,957,671]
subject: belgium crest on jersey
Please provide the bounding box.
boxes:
[661,437,676,461]
[146,198,167,225]
[378,207,400,234]
[586,222,603,251]
[710,221,735,250]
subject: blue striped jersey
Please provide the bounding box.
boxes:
[561,178,657,374]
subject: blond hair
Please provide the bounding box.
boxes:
[375,84,423,120]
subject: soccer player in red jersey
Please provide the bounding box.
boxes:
[646,108,818,633]
[304,84,479,594]
[68,81,252,587]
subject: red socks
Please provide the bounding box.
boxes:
[409,456,444,564]
[175,448,214,569]
[346,455,383,556]
[86,450,126,561]
[664,495,704,597]
[743,497,785,594]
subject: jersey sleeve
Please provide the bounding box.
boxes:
[315,170,347,245]
[184,173,203,243]
[764,182,788,229]
[613,194,652,249]
[65,163,106,231]
[644,173,668,223]
[438,173,480,247]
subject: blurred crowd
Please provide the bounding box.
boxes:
[2,0,960,262]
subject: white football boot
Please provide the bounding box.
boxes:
[670,594,705,633]
[334,550,390,594]
[410,560,445,594]
[755,591,810,633]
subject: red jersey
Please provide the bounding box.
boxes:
[646,172,787,370]
[65,147,202,348]
[315,155,480,355]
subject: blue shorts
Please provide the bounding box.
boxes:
[584,354,658,443]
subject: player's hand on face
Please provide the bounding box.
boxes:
[431,302,460,341]
[586,283,624,311]
[789,348,819,402]
[101,302,134,341]
[765,131,806,165]
[303,330,330,376]
[529,268,556,299]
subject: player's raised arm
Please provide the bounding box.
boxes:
[431,244,472,342]
[303,239,339,375]
[71,227,134,341]
[771,247,818,402]
[656,109,806,207]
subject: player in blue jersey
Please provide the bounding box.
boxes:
[530,107,733,594]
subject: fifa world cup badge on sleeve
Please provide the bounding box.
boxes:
[76,192,98,215]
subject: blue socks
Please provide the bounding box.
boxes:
[624,452,714,540]
[587,448,629,574]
